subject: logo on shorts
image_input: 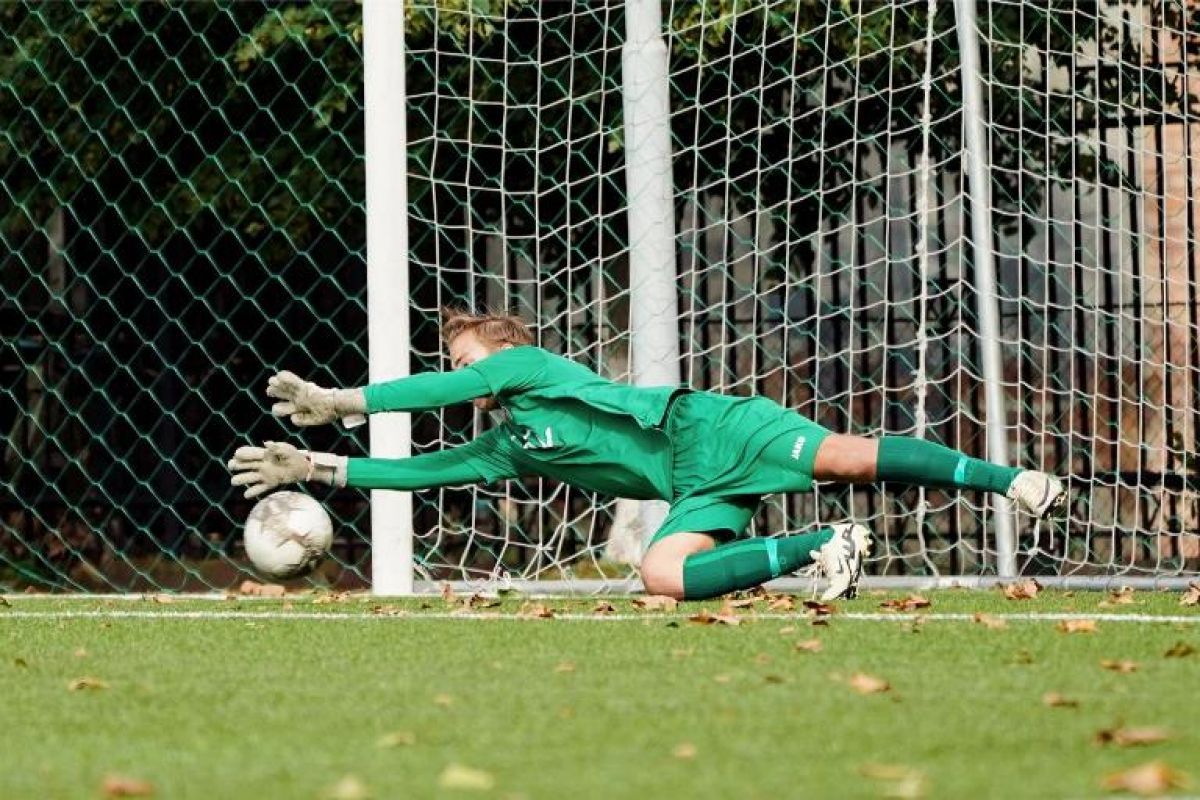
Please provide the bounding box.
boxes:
[790,434,807,461]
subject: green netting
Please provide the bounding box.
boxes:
[3,1,1199,593]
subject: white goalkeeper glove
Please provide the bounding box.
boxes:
[227,441,347,499]
[267,371,367,428]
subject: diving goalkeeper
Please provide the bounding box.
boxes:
[227,308,1065,601]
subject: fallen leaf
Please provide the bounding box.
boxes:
[633,595,678,612]
[1057,619,1097,634]
[1094,725,1171,748]
[847,672,891,694]
[795,638,823,653]
[687,611,741,626]
[1181,582,1200,607]
[763,674,786,684]
[68,676,108,692]
[713,674,732,684]
[13,657,27,668]
[1101,760,1190,795]
[1012,649,1035,665]
[0,596,9,607]
[438,764,495,791]
[1042,692,1078,708]
[671,648,693,659]
[725,596,758,609]
[592,601,616,616]
[672,742,697,760]
[151,594,173,605]
[101,774,154,798]
[516,601,554,619]
[1002,578,1042,600]
[802,600,836,616]
[433,693,454,707]
[74,647,88,658]
[1099,586,1136,607]
[753,652,771,665]
[554,661,575,673]
[879,595,931,612]
[778,626,797,636]
[370,605,404,617]
[767,595,796,611]
[375,731,416,748]
[859,763,927,799]
[973,612,1008,630]
[323,774,371,800]
[440,583,456,605]
[1164,641,1195,658]
[462,593,501,610]
[1100,659,1139,673]
[282,602,294,611]
[313,591,351,605]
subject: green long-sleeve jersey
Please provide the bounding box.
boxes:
[346,346,681,500]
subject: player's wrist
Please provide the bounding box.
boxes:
[302,450,348,488]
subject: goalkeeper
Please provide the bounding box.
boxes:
[228,308,1065,601]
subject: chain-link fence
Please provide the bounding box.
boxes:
[3,1,1198,592]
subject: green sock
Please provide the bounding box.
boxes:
[681,531,833,601]
[876,436,1020,494]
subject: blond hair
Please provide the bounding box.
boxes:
[440,306,534,348]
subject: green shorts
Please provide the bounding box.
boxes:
[648,391,830,548]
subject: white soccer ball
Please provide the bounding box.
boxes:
[243,491,333,579]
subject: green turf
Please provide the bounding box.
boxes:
[2,589,1197,799]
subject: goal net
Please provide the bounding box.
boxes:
[1,1,1197,593]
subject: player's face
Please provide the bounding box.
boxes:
[448,330,505,411]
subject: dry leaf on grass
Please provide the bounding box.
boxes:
[879,595,931,612]
[13,657,27,668]
[672,742,697,760]
[150,594,173,605]
[859,763,927,799]
[1164,640,1196,658]
[238,580,285,598]
[438,764,495,791]
[440,583,456,605]
[323,774,371,800]
[713,674,732,684]
[433,693,454,707]
[1180,582,1200,607]
[973,613,1008,630]
[554,661,575,673]
[1057,619,1098,634]
[725,596,758,609]
[795,638,823,653]
[313,591,351,605]
[68,676,108,692]
[1099,586,1136,607]
[688,611,741,626]
[847,672,891,695]
[802,600,836,616]
[778,625,796,636]
[633,595,678,612]
[74,647,88,658]
[1101,760,1190,795]
[1001,578,1042,600]
[1100,658,1139,673]
[591,601,616,616]
[101,774,154,798]
[375,731,416,748]
[516,601,555,619]
[767,594,796,611]
[370,605,404,617]
[0,596,9,607]
[1042,692,1079,708]
[1094,725,1171,748]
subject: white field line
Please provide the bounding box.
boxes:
[0,610,1197,623]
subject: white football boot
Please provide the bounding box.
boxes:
[807,523,872,602]
[1006,471,1067,519]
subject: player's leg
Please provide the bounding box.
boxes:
[640,499,866,601]
[811,433,1066,517]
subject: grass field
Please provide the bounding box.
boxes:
[2,588,1198,799]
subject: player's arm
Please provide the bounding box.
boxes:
[267,347,547,427]
[227,428,520,498]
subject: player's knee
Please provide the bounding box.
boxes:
[640,558,685,600]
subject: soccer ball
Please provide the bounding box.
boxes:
[243,491,333,579]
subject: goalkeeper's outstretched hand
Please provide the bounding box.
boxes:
[267,371,366,427]
[227,441,347,499]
